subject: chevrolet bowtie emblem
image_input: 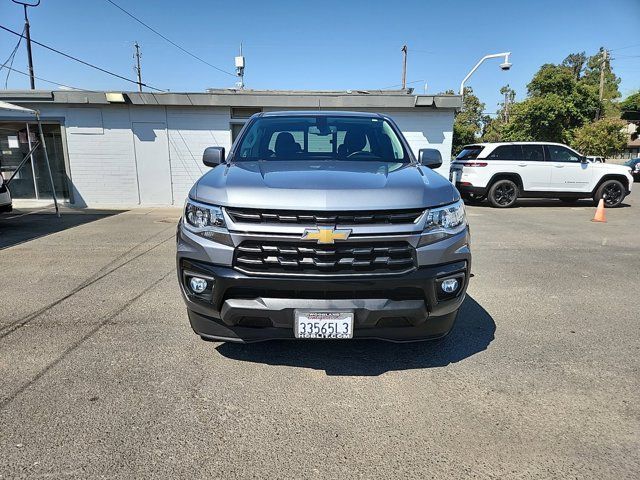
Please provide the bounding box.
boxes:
[301,227,351,244]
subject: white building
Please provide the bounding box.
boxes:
[0,89,461,207]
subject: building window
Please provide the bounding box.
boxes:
[230,107,261,143]
[231,107,261,119]
[231,123,245,143]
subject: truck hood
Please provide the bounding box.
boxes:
[192,160,457,210]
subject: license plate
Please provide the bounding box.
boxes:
[294,311,354,339]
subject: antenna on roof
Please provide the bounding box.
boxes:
[235,43,245,89]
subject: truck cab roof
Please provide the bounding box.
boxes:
[259,111,385,118]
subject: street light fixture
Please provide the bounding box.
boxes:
[459,52,512,95]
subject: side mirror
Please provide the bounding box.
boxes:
[580,156,589,163]
[203,146,225,167]
[418,148,443,169]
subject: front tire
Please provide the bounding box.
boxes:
[594,179,625,208]
[487,179,519,208]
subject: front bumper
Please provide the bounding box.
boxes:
[456,183,487,197]
[178,259,469,343]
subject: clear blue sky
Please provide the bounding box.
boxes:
[1,0,639,113]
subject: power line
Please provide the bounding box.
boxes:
[0,24,166,91]
[1,64,102,92]
[378,79,425,90]
[609,42,640,52]
[104,0,235,77]
[1,25,25,88]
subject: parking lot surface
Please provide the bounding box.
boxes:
[1,193,639,479]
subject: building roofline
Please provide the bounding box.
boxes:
[0,89,463,110]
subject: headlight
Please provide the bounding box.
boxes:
[418,199,466,246]
[182,199,232,245]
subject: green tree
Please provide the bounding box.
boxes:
[499,65,600,143]
[620,90,640,120]
[582,48,621,103]
[451,87,487,155]
[527,64,576,97]
[479,85,515,142]
[481,117,505,142]
[561,52,587,80]
[476,50,624,150]
[620,91,640,112]
[571,118,627,157]
[501,94,577,143]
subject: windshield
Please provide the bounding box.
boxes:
[235,116,410,163]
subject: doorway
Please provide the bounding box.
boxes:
[0,121,69,200]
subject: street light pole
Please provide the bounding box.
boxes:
[459,52,512,96]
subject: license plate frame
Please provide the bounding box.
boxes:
[294,310,354,339]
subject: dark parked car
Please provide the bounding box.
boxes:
[623,158,640,182]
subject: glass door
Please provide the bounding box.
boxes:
[0,121,69,200]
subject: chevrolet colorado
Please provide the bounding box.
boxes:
[176,111,470,342]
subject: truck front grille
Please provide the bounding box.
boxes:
[226,208,424,225]
[234,241,416,275]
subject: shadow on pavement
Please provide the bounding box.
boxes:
[215,295,495,376]
[0,208,123,250]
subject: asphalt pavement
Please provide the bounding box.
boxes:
[0,192,638,479]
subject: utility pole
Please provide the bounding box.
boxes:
[401,45,408,90]
[503,90,509,122]
[133,41,143,92]
[12,0,40,90]
[596,48,608,120]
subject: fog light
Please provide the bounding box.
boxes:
[441,278,459,293]
[189,277,208,294]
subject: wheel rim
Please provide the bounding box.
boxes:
[602,183,623,206]
[494,183,516,205]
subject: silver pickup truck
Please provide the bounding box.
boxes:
[176,111,470,342]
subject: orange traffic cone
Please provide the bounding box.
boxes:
[592,198,606,223]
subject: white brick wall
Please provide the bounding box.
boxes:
[59,105,234,206]
[166,107,231,204]
[65,106,139,205]
[357,108,454,177]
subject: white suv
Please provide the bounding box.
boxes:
[450,142,634,208]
